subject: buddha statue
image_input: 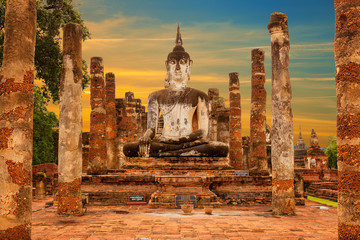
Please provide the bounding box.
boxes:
[123,25,228,157]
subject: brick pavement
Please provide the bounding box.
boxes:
[32,197,337,240]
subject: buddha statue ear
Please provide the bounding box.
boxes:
[187,59,193,81]
[164,60,170,87]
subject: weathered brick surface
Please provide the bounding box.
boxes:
[268,12,295,215]
[58,178,82,215]
[249,49,268,174]
[335,1,360,238]
[229,72,242,170]
[0,0,36,238]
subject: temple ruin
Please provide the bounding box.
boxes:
[1,1,354,237]
[82,27,274,209]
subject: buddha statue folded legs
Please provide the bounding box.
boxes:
[124,130,228,157]
[123,24,229,158]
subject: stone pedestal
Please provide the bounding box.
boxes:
[148,176,220,208]
[122,156,232,170]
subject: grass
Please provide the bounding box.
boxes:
[306,195,338,207]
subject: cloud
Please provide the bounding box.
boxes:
[291,77,334,81]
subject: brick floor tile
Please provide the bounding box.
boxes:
[31,197,338,240]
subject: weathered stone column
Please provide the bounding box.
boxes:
[229,72,243,169]
[334,0,360,238]
[268,12,295,215]
[0,0,36,238]
[57,23,83,215]
[249,48,268,174]
[105,72,118,169]
[88,57,107,174]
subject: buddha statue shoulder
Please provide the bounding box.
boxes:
[123,25,228,157]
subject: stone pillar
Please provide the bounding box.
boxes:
[249,48,268,174]
[88,57,107,174]
[229,72,243,169]
[58,23,83,215]
[268,12,295,215]
[105,72,118,169]
[334,0,360,238]
[0,0,36,238]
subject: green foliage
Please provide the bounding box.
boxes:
[33,86,59,165]
[0,0,90,102]
[325,136,337,169]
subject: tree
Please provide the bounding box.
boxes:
[0,0,91,102]
[33,86,59,165]
[325,136,337,169]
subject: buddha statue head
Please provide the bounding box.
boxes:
[165,24,193,89]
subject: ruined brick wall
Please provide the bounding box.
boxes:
[334,0,360,237]
[32,163,58,178]
[115,93,146,166]
[0,0,36,238]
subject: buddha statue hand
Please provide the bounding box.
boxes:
[138,128,155,157]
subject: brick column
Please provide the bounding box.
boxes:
[249,48,268,175]
[208,88,219,141]
[229,72,243,169]
[57,23,83,215]
[334,0,360,238]
[88,57,107,174]
[125,102,138,142]
[105,72,118,169]
[0,0,36,238]
[268,12,295,215]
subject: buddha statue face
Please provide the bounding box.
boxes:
[166,56,192,84]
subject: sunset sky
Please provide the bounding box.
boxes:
[47,0,336,147]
